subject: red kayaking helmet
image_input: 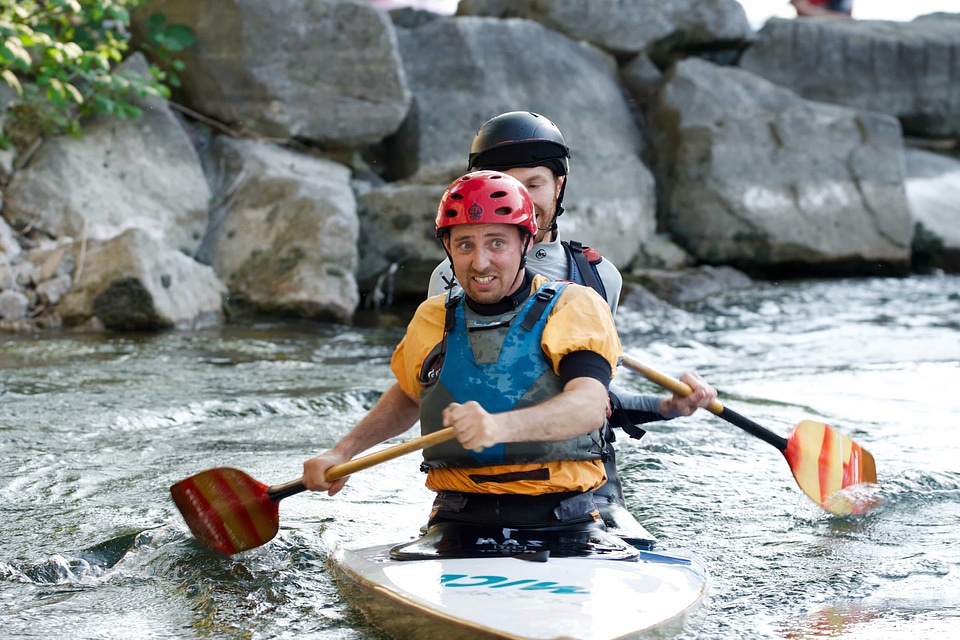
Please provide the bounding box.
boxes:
[435,171,537,239]
[467,111,570,177]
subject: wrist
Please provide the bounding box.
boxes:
[659,397,680,420]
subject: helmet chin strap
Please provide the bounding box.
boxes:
[544,205,563,234]
[500,233,534,303]
[518,233,534,271]
[440,235,458,290]
[543,175,566,236]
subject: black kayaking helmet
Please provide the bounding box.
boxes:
[467,111,571,233]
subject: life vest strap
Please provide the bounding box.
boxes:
[564,240,605,299]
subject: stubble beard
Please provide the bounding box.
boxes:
[535,205,557,243]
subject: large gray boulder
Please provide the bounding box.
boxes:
[386,15,655,269]
[135,0,410,148]
[355,181,447,299]
[628,265,752,305]
[904,148,960,271]
[1,228,79,330]
[739,15,960,138]
[0,216,20,263]
[650,58,912,275]
[3,54,211,256]
[58,229,225,330]
[457,0,752,61]
[197,137,359,323]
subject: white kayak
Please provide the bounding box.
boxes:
[329,531,708,640]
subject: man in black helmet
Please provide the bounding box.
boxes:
[429,111,621,315]
[427,111,716,544]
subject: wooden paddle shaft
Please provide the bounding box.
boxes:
[621,356,724,414]
[327,426,456,480]
[266,426,457,501]
[620,355,788,452]
[621,355,878,516]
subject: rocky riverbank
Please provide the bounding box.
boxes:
[2,0,958,332]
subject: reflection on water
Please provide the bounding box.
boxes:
[2,275,960,639]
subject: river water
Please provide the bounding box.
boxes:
[2,274,959,640]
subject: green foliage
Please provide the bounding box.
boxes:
[0,0,194,150]
[139,11,194,89]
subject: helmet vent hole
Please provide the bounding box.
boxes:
[494,207,513,216]
[489,190,508,199]
[444,209,458,218]
[450,193,464,201]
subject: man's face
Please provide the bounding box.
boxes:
[443,223,529,304]
[501,166,563,243]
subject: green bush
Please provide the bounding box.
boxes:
[0,0,193,150]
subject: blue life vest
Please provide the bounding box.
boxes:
[419,282,606,469]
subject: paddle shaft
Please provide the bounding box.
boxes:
[266,426,457,502]
[621,356,788,452]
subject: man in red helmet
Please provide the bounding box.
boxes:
[304,171,714,552]
[427,112,716,542]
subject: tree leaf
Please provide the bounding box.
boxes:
[64,81,83,105]
[1,68,23,95]
[62,42,83,60]
[3,36,32,66]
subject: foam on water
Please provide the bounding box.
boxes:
[2,276,959,639]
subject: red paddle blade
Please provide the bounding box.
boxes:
[170,467,280,554]
[783,421,879,516]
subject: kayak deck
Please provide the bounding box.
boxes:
[330,541,708,640]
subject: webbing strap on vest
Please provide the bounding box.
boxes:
[418,290,461,386]
[564,240,605,299]
[420,283,557,386]
[520,287,557,331]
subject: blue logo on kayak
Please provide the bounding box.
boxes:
[440,574,589,594]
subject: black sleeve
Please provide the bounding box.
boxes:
[557,351,612,389]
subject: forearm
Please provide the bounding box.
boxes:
[609,371,718,430]
[614,391,675,420]
[304,382,420,493]
[330,382,420,458]
[498,377,609,442]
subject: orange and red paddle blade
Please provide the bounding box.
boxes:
[783,421,879,515]
[170,467,280,554]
